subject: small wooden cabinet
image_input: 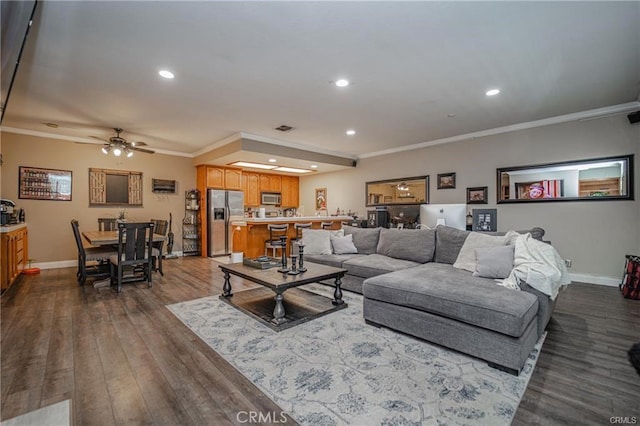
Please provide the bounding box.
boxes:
[242,172,261,207]
[1,225,28,292]
[280,176,299,207]
[260,174,282,193]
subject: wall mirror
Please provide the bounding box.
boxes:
[497,154,633,203]
[89,168,143,206]
[366,175,429,206]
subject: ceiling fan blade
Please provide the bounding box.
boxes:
[130,141,147,147]
[88,135,111,143]
[131,146,155,154]
[74,140,104,145]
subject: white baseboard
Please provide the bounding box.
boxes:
[32,251,185,271]
[28,259,620,288]
[569,272,620,287]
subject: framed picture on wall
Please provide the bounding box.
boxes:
[472,208,497,232]
[466,186,488,204]
[437,172,456,189]
[19,166,72,201]
[315,188,327,211]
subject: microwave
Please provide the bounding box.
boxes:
[261,192,281,205]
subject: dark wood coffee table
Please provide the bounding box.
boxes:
[218,262,347,331]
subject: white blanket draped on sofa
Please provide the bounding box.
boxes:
[499,233,571,300]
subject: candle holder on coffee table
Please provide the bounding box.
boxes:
[297,243,307,273]
[288,253,301,275]
[277,236,290,273]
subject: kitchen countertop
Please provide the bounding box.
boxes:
[235,216,354,225]
[0,223,27,233]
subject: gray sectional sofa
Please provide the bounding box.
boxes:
[305,225,555,374]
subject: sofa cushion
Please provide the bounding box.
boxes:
[343,225,381,255]
[453,232,508,272]
[342,254,421,279]
[473,245,515,279]
[362,262,538,337]
[305,253,363,268]
[376,228,435,263]
[434,226,470,264]
[330,233,358,254]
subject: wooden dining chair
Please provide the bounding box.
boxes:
[70,219,116,285]
[150,219,168,275]
[265,224,289,257]
[109,222,155,293]
[98,218,117,231]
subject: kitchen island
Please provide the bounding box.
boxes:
[231,216,353,259]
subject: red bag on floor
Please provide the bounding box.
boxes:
[620,255,640,300]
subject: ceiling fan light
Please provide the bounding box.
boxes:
[113,147,122,157]
[126,150,133,158]
[101,146,110,154]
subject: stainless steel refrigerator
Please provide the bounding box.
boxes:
[207,189,244,257]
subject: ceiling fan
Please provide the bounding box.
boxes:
[93,128,155,157]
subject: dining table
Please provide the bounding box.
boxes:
[81,230,166,288]
[82,230,166,246]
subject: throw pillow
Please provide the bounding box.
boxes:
[330,234,358,254]
[376,228,435,263]
[301,229,332,255]
[343,225,381,254]
[453,232,507,272]
[473,245,515,279]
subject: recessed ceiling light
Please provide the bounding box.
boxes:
[485,89,500,96]
[44,122,59,128]
[273,166,313,174]
[159,70,175,79]
[335,79,350,87]
[447,113,456,118]
[346,129,356,136]
[229,161,277,170]
[310,165,318,169]
[268,158,277,163]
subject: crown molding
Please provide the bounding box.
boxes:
[0,126,192,157]
[359,101,640,159]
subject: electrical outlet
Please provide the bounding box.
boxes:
[564,259,572,268]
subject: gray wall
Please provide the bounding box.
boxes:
[300,115,640,281]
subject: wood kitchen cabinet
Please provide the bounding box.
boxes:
[260,174,281,193]
[1,225,28,292]
[205,166,225,188]
[242,172,261,207]
[198,165,243,190]
[280,176,299,207]
[224,168,243,190]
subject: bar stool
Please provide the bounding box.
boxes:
[265,224,289,257]
[320,221,334,230]
[290,222,312,254]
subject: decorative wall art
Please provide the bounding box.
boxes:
[437,172,456,189]
[472,208,497,232]
[466,186,488,204]
[315,188,327,211]
[19,166,72,201]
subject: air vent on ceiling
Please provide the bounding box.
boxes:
[275,125,294,132]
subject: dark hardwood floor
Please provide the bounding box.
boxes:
[1,257,638,425]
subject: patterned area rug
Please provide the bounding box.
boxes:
[168,285,543,425]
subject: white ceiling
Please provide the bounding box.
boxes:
[2,1,639,170]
